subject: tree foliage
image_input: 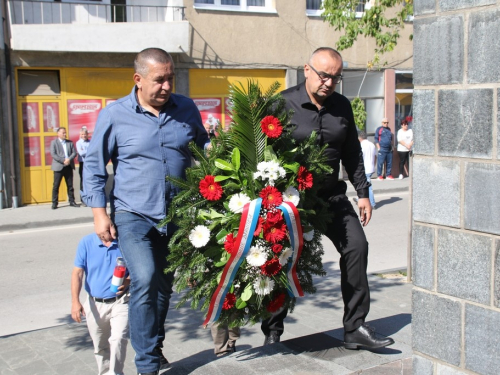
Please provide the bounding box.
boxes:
[321,0,413,67]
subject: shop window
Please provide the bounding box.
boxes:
[18,70,61,96]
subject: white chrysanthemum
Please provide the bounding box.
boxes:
[228,193,251,213]
[268,171,278,181]
[278,167,287,178]
[246,245,267,267]
[253,276,275,296]
[256,161,269,173]
[279,247,293,266]
[283,186,300,206]
[253,171,262,179]
[303,229,314,242]
[267,160,280,173]
[189,225,211,248]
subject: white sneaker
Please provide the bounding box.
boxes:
[398,174,403,179]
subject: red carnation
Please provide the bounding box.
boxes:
[259,186,283,209]
[271,244,283,254]
[264,219,287,243]
[261,256,282,277]
[224,233,237,255]
[254,216,264,237]
[199,175,223,201]
[297,166,313,191]
[222,293,236,310]
[260,116,283,139]
[267,292,286,313]
[266,210,282,225]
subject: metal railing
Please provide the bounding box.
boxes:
[8,0,185,25]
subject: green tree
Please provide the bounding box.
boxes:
[321,0,413,67]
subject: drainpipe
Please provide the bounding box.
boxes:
[1,0,18,208]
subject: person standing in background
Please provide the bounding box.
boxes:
[374,118,394,180]
[357,130,377,209]
[396,120,413,179]
[76,127,90,204]
[50,127,79,209]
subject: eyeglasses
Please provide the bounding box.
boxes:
[382,122,389,124]
[308,64,342,84]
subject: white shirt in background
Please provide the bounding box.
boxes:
[360,139,377,175]
[397,129,413,152]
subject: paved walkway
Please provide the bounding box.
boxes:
[0,177,412,375]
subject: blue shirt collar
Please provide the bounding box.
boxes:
[130,86,178,113]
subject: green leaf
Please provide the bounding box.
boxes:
[216,229,229,243]
[214,252,230,267]
[235,299,247,309]
[283,162,300,173]
[231,148,241,172]
[215,159,234,171]
[214,175,233,182]
[241,284,253,301]
[204,246,222,258]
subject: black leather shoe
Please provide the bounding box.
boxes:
[69,202,80,207]
[153,346,170,370]
[216,345,237,357]
[344,324,394,350]
[137,372,158,375]
[263,331,280,346]
[51,204,57,210]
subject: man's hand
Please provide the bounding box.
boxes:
[356,197,372,227]
[71,301,85,323]
[92,207,117,242]
[63,158,70,166]
[116,277,130,296]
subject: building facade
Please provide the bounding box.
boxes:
[0,0,413,207]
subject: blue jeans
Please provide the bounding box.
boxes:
[377,149,393,177]
[366,173,376,208]
[113,211,173,373]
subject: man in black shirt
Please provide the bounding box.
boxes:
[261,47,394,350]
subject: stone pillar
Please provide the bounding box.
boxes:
[412,1,500,374]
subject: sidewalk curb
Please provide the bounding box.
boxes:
[0,217,93,232]
[346,186,409,197]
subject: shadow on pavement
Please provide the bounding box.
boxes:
[375,197,403,209]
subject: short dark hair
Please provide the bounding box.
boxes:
[134,48,173,76]
[56,127,66,133]
[357,130,367,139]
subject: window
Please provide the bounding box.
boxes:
[18,70,61,96]
[306,0,368,17]
[194,0,275,13]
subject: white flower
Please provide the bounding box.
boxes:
[246,245,267,267]
[279,247,293,266]
[256,161,269,173]
[267,160,280,173]
[253,171,262,179]
[253,276,275,295]
[283,186,300,206]
[278,167,287,178]
[189,225,211,248]
[228,193,251,213]
[303,229,314,242]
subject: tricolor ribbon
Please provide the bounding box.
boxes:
[203,198,262,327]
[277,202,304,298]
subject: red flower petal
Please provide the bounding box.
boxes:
[267,292,286,313]
[260,116,283,139]
[222,292,236,310]
[259,186,283,209]
[199,175,224,201]
[263,220,287,243]
[297,166,313,191]
[224,233,237,255]
[271,244,283,254]
[261,256,282,277]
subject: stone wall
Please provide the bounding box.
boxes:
[412,1,500,374]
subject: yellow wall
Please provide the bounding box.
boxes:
[17,67,134,205]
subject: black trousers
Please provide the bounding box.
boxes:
[52,166,76,205]
[78,162,84,192]
[261,182,370,335]
[398,151,410,176]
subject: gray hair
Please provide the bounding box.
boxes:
[357,130,367,140]
[134,48,173,76]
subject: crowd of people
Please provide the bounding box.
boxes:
[68,47,412,375]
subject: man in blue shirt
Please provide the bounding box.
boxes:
[374,117,395,180]
[82,48,209,375]
[71,233,130,375]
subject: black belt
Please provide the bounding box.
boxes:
[93,293,125,304]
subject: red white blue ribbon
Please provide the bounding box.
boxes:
[203,198,262,327]
[277,202,304,298]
